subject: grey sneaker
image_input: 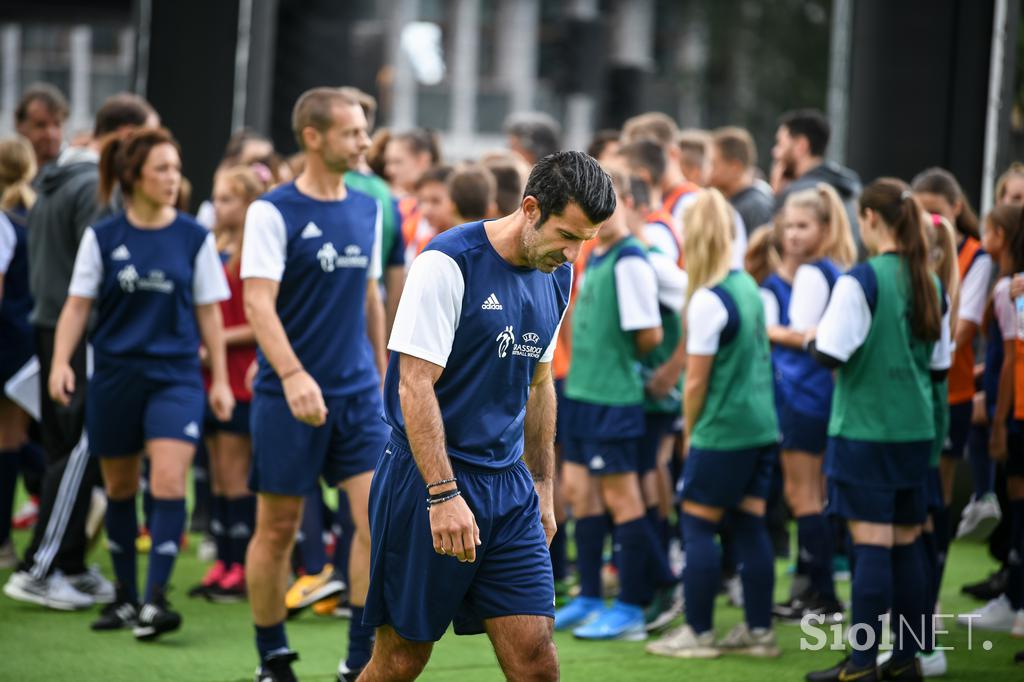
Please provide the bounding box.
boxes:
[716,622,781,658]
[3,570,95,610]
[645,624,720,659]
[0,538,17,569]
[66,566,116,604]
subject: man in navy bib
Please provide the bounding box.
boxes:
[360,152,615,681]
[240,87,389,682]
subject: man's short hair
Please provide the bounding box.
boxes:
[291,87,360,149]
[620,139,667,185]
[621,112,679,148]
[448,163,496,221]
[587,129,621,160]
[779,108,830,157]
[338,86,378,129]
[16,83,69,124]
[94,93,157,137]
[523,150,616,226]
[712,126,757,168]
[480,153,526,215]
[504,112,561,162]
[678,129,710,168]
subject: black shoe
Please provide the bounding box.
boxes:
[879,656,922,680]
[801,593,846,624]
[774,596,802,620]
[961,568,1008,601]
[337,661,362,682]
[133,593,182,641]
[1015,650,1024,664]
[256,651,299,682]
[187,583,212,599]
[806,656,878,682]
[91,600,139,631]
[207,582,246,604]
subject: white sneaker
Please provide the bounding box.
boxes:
[725,575,744,608]
[955,493,1002,541]
[1012,609,1024,638]
[3,570,94,610]
[197,535,217,563]
[645,624,720,659]
[0,538,17,569]
[957,594,1016,632]
[877,649,948,677]
[66,566,115,604]
[715,622,780,658]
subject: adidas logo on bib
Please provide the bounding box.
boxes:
[482,293,502,310]
[183,422,200,438]
[301,222,323,239]
[111,245,131,261]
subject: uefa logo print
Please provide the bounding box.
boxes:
[522,332,540,344]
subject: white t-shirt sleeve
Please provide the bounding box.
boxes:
[958,253,993,325]
[387,250,464,368]
[643,223,680,264]
[815,274,872,361]
[193,232,231,305]
[369,200,383,280]
[67,227,104,299]
[686,287,729,355]
[0,213,15,274]
[761,288,780,327]
[932,295,954,370]
[993,277,1016,341]
[788,264,831,331]
[540,269,573,363]
[647,251,687,313]
[240,200,287,281]
[615,255,661,331]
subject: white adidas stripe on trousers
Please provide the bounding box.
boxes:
[5,355,96,582]
[30,434,91,581]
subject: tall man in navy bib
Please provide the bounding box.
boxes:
[240,87,389,682]
[360,152,616,681]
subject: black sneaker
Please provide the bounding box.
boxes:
[961,569,1008,601]
[878,656,922,680]
[801,593,846,624]
[806,655,878,682]
[133,593,182,641]
[256,651,299,682]
[337,660,362,682]
[1015,650,1024,665]
[91,599,139,631]
[773,595,806,620]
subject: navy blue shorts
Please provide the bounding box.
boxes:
[779,402,828,454]
[679,443,777,508]
[562,435,639,475]
[638,412,680,474]
[942,401,972,459]
[86,361,205,457]
[249,388,389,495]
[364,438,554,642]
[827,478,927,525]
[205,400,251,436]
[925,467,944,512]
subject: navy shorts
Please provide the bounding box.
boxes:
[679,443,777,508]
[205,400,251,436]
[827,478,927,525]
[942,401,972,459]
[249,388,389,495]
[562,435,639,475]
[86,361,205,457]
[638,412,679,473]
[364,438,554,642]
[779,402,828,454]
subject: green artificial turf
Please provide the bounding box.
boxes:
[1,520,1021,681]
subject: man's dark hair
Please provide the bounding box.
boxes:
[481,156,524,215]
[15,83,69,124]
[587,129,620,160]
[94,93,157,137]
[621,139,667,185]
[779,108,830,157]
[414,163,453,190]
[523,151,616,226]
[504,112,561,163]
[448,163,496,221]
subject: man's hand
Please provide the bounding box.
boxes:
[429,493,481,562]
[990,422,1008,462]
[208,380,236,423]
[283,370,328,426]
[645,363,680,401]
[49,363,76,406]
[534,478,556,547]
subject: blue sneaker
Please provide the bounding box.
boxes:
[554,596,604,631]
[572,601,646,641]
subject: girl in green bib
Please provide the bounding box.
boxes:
[647,189,780,660]
[806,178,952,682]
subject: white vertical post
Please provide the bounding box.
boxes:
[826,0,854,164]
[563,0,599,151]
[0,25,21,137]
[495,0,539,113]
[388,0,419,130]
[69,26,92,137]
[982,0,1009,213]
[449,0,479,147]
[232,0,254,133]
